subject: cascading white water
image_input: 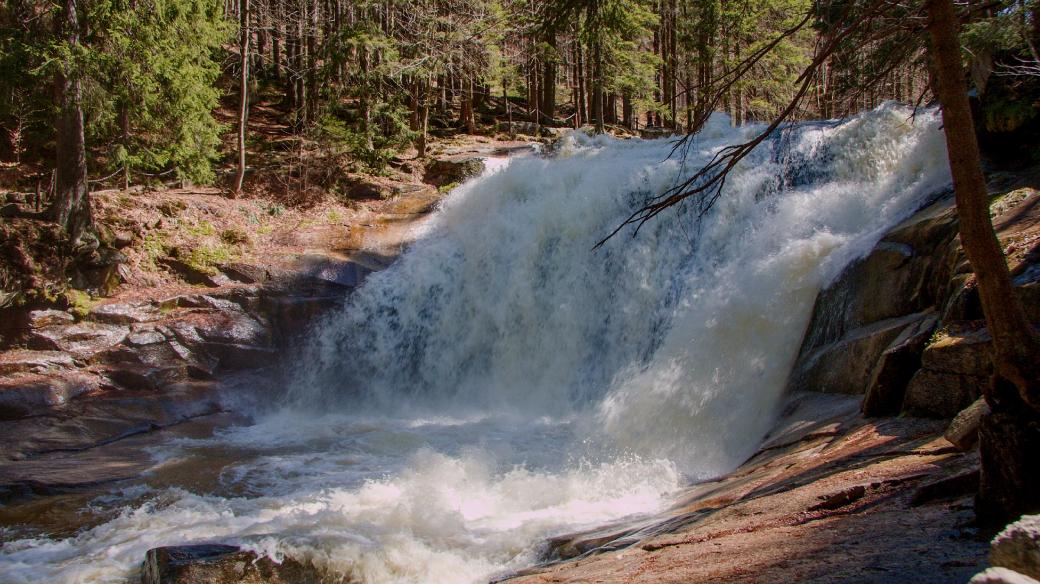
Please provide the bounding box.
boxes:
[0,104,951,584]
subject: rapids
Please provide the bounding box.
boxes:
[0,104,951,583]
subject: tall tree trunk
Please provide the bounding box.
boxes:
[541,30,557,123]
[622,93,633,130]
[119,103,130,190]
[255,1,267,77]
[417,78,431,158]
[295,0,307,128]
[927,0,1040,525]
[233,0,251,196]
[51,0,92,241]
[359,46,373,150]
[576,37,586,127]
[305,0,318,124]
[272,1,282,81]
[593,38,604,134]
[460,78,475,134]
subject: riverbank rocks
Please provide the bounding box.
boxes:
[89,301,160,325]
[0,350,76,376]
[861,313,938,416]
[141,544,324,584]
[788,311,932,396]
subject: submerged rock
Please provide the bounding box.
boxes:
[141,544,325,584]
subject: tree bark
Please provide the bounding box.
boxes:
[593,39,604,134]
[417,78,431,158]
[51,0,92,241]
[233,0,250,196]
[927,0,1040,524]
[541,30,557,123]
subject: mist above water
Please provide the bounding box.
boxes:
[0,104,951,583]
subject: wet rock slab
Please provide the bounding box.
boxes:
[504,392,987,584]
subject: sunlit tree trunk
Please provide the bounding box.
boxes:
[233,0,250,196]
[927,0,1040,524]
[51,0,92,240]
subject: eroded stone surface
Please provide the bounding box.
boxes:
[862,313,938,415]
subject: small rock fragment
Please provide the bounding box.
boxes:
[970,567,1040,584]
[992,515,1040,580]
[946,397,991,450]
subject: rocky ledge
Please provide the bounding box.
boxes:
[0,260,369,502]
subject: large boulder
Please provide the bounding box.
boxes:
[788,193,961,396]
[796,194,960,358]
[903,324,991,418]
[423,156,485,187]
[141,544,324,584]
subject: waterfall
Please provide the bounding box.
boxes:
[288,103,950,476]
[0,104,952,584]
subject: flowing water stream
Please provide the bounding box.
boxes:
[0,104,952,583]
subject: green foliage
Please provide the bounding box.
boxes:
[314,113,407,173]
[181,242,231,275]
[85,0,231,183]
[0,0,229,183]
[63,288,95,318]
